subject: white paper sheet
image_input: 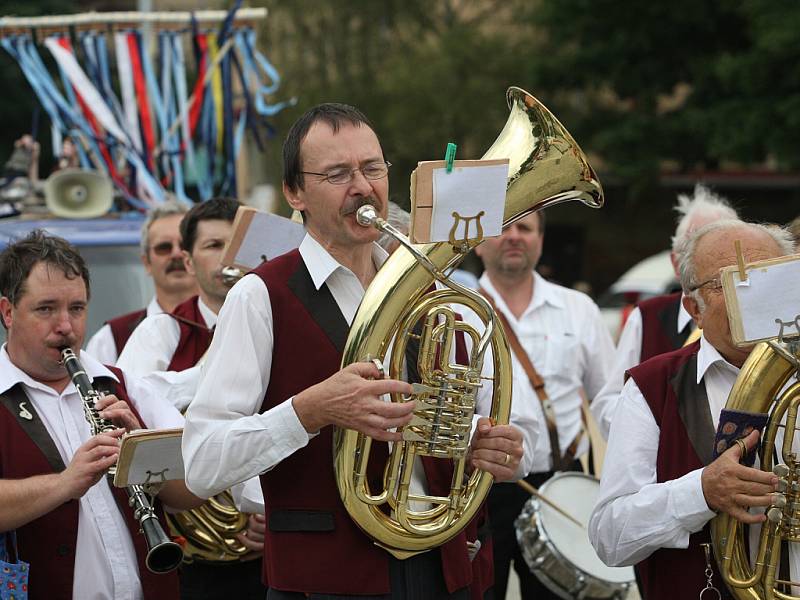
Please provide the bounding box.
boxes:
[429,163,507,244]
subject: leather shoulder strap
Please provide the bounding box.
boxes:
[478,287,577,470]
[0,383,66,473]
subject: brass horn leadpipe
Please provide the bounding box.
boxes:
[334,86,604,559]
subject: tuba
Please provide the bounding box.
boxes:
[335,86,604,558]
[711,340,800,599]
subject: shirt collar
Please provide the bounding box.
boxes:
[677,296,692,333]
[298,233,389,291]
[147,296,163,316]
[696,333,740,384]
[197,296,218,328]
[0,344,119,397]
[478,270,564,315]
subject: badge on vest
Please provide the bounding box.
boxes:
[18,401,33,421]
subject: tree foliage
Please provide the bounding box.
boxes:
[261,0,800,198]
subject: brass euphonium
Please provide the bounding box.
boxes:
[335,86,604,558]
[711,341,800,599]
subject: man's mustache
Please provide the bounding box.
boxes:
[166,259,187,274]
[340,197,378,217]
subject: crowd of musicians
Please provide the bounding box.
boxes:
[0,101,796,600]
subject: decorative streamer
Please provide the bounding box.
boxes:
[0,5,293,208]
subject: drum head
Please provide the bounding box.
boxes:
[537,472,634,584]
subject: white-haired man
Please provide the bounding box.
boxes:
[589,220,795,600]
[592,184,740,438]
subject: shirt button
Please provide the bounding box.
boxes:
[56,544,71,556]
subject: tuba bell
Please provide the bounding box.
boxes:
[711,340,800,599]
[334,86,604,558]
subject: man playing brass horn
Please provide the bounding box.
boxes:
[183,103,527,599]
[589,220,795,600]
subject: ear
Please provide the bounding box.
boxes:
[0,297,13,330]
[283,182,306,213]
[683,293,703,328]
[140,252,153,276]
[183,250,196,277]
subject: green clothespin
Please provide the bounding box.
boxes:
[445,142,457,173]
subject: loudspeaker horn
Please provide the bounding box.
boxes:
[44,168,113,219]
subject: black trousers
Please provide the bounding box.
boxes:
[265,549,470,600]
[487,462,583,600]
[179,558,267,600]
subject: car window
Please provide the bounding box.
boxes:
[80,245,153,337]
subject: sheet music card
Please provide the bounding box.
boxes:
[410,159,509,244]
[221,207,305,271]
[113,427,184,488]
[721,253,800,346]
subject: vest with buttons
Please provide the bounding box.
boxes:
[251,250,475,595]
[627,342,732,600]
[0,367,179,600]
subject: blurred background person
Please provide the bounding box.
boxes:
[85,199,198,364]
[592,184,741,439]
[474,209,614,600]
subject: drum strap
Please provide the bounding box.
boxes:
[479,288,584,471]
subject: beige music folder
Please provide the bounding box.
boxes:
[721,253,800,346]
[113,427,184,488]
[410,158,509,244]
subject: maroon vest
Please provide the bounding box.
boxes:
[0,367,179,600]
[639,292,691,362]
[107,308,147,355]
[627,342,732,600]
[252,250,474,595]
[167,296,213,372]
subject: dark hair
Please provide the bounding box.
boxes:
[0,230,90,306]
[180,197,240,254]
[282,103,381,194]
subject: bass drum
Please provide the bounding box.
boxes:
[515,472,634,599]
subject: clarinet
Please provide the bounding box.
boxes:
[60,347,184,574]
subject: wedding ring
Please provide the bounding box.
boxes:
[735,438,748,459]
[503,453,510,466]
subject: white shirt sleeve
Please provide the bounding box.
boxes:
[85,324,119,366]
[580,300,616,403]
[121,371,185,430]
[465,308,538,479]
[588,377,716,567]
[182,275,313,499]
[117,314,181,376]
[591,308,643,440]
[139,367,201,413]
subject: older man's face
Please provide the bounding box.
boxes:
[684,227,784,367]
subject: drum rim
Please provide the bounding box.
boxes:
[523,471,635,591]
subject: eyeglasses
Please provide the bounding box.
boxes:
[688,277,723,292]
[300,161,391,185]
[150,241,182,256]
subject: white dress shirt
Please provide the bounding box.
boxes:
[85,297,163,366]
[0,346,183,600]
[117,297,217,377]
[475,272,614,474]
[183,234,531,502]
[115,295,264,511]
[589,334,800,586]
[592,300,693,440]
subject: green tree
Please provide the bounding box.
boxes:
[524,0,800,190]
